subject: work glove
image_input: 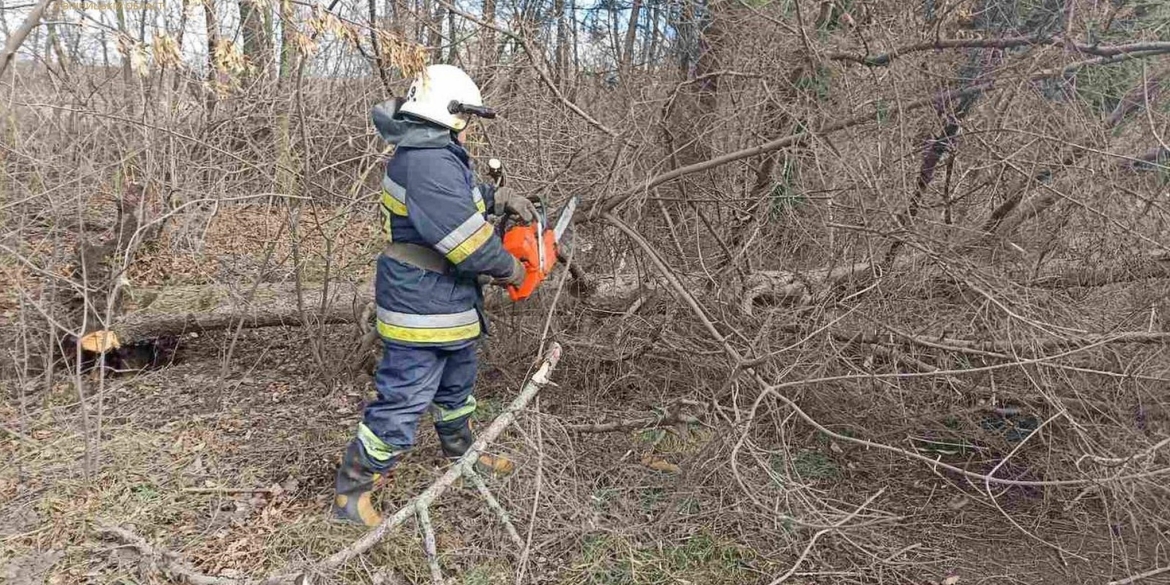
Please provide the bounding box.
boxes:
[478,257,527,288]
[503,256,527,287]
[493,188,538,223]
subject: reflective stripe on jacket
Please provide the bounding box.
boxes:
[371,102,514,347]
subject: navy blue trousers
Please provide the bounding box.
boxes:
[355,342,478,470]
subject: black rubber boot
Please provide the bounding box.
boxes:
[332,440,387,527]
[435,416,514,476]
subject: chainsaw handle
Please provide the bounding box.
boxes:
[486,157,505,188]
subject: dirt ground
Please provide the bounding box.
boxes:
[5,333,1163,585]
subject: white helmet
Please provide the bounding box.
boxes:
[398,64,495,131]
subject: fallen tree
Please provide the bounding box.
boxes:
[110,281,371,341]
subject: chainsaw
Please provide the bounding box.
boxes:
[487,158,578,302]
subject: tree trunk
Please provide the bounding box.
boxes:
[45,2,69,79]
[107,272,607,343]
[669,0,725,166]
[554,0,567,87]
[111,283,370,342]
[644,2,660,68]
[448,8,458,64]
[274,0,299,198]
[569,0,579,98]
[367,0,392,93]
[693,0,722,118]
[481,0,497,86]
[0,0,10,39]
[238,0,272,85]
[621,0,643,71]
[414,0,425,45]
[428,0,444,63]
[202,0,220,114]
[114,0,132,91]
[171,0,190,94]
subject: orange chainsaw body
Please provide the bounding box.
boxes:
[502,223,557,301]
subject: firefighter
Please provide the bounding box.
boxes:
[333,64,536,527]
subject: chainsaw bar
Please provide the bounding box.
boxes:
[552,196,578,244]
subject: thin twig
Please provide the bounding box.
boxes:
[463,468,525,550]
[96,523,239,585]
[0,423,41,447]
[415,503,443,585]
[768,488,886,585]
[566,412,700,433]
[594,47,1170,216]
[181,487,277,495]
[1109,565,1170,585]
[0,0,54,77]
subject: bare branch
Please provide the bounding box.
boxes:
[0,0,53,78]
[96,523,240,585]
[594,47,1170,216]
[830,36,1170,67]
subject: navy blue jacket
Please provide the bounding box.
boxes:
[371,99,514,347]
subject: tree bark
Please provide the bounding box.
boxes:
[554,0,567,87]
[367,0,393,94]
[202,0,220,113]
[1,0,54,78]
[45,1,69,78]
[668,0,725,166]
[448,8,459,64]
[481,0,496,84]
[0,0,11,39]
[238,0,272,84]
[644,2,660,67]
[428,0,444,62]
[274,0,299,198]
[113,0,132,90]
[621,0,643,71]
[110,282,369,342]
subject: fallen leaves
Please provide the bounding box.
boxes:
[641,454,681,474]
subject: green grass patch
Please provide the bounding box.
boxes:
[772,449,840,483]
[461,562,510,585]
[639,487,666,512]
[472,397,504,423]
